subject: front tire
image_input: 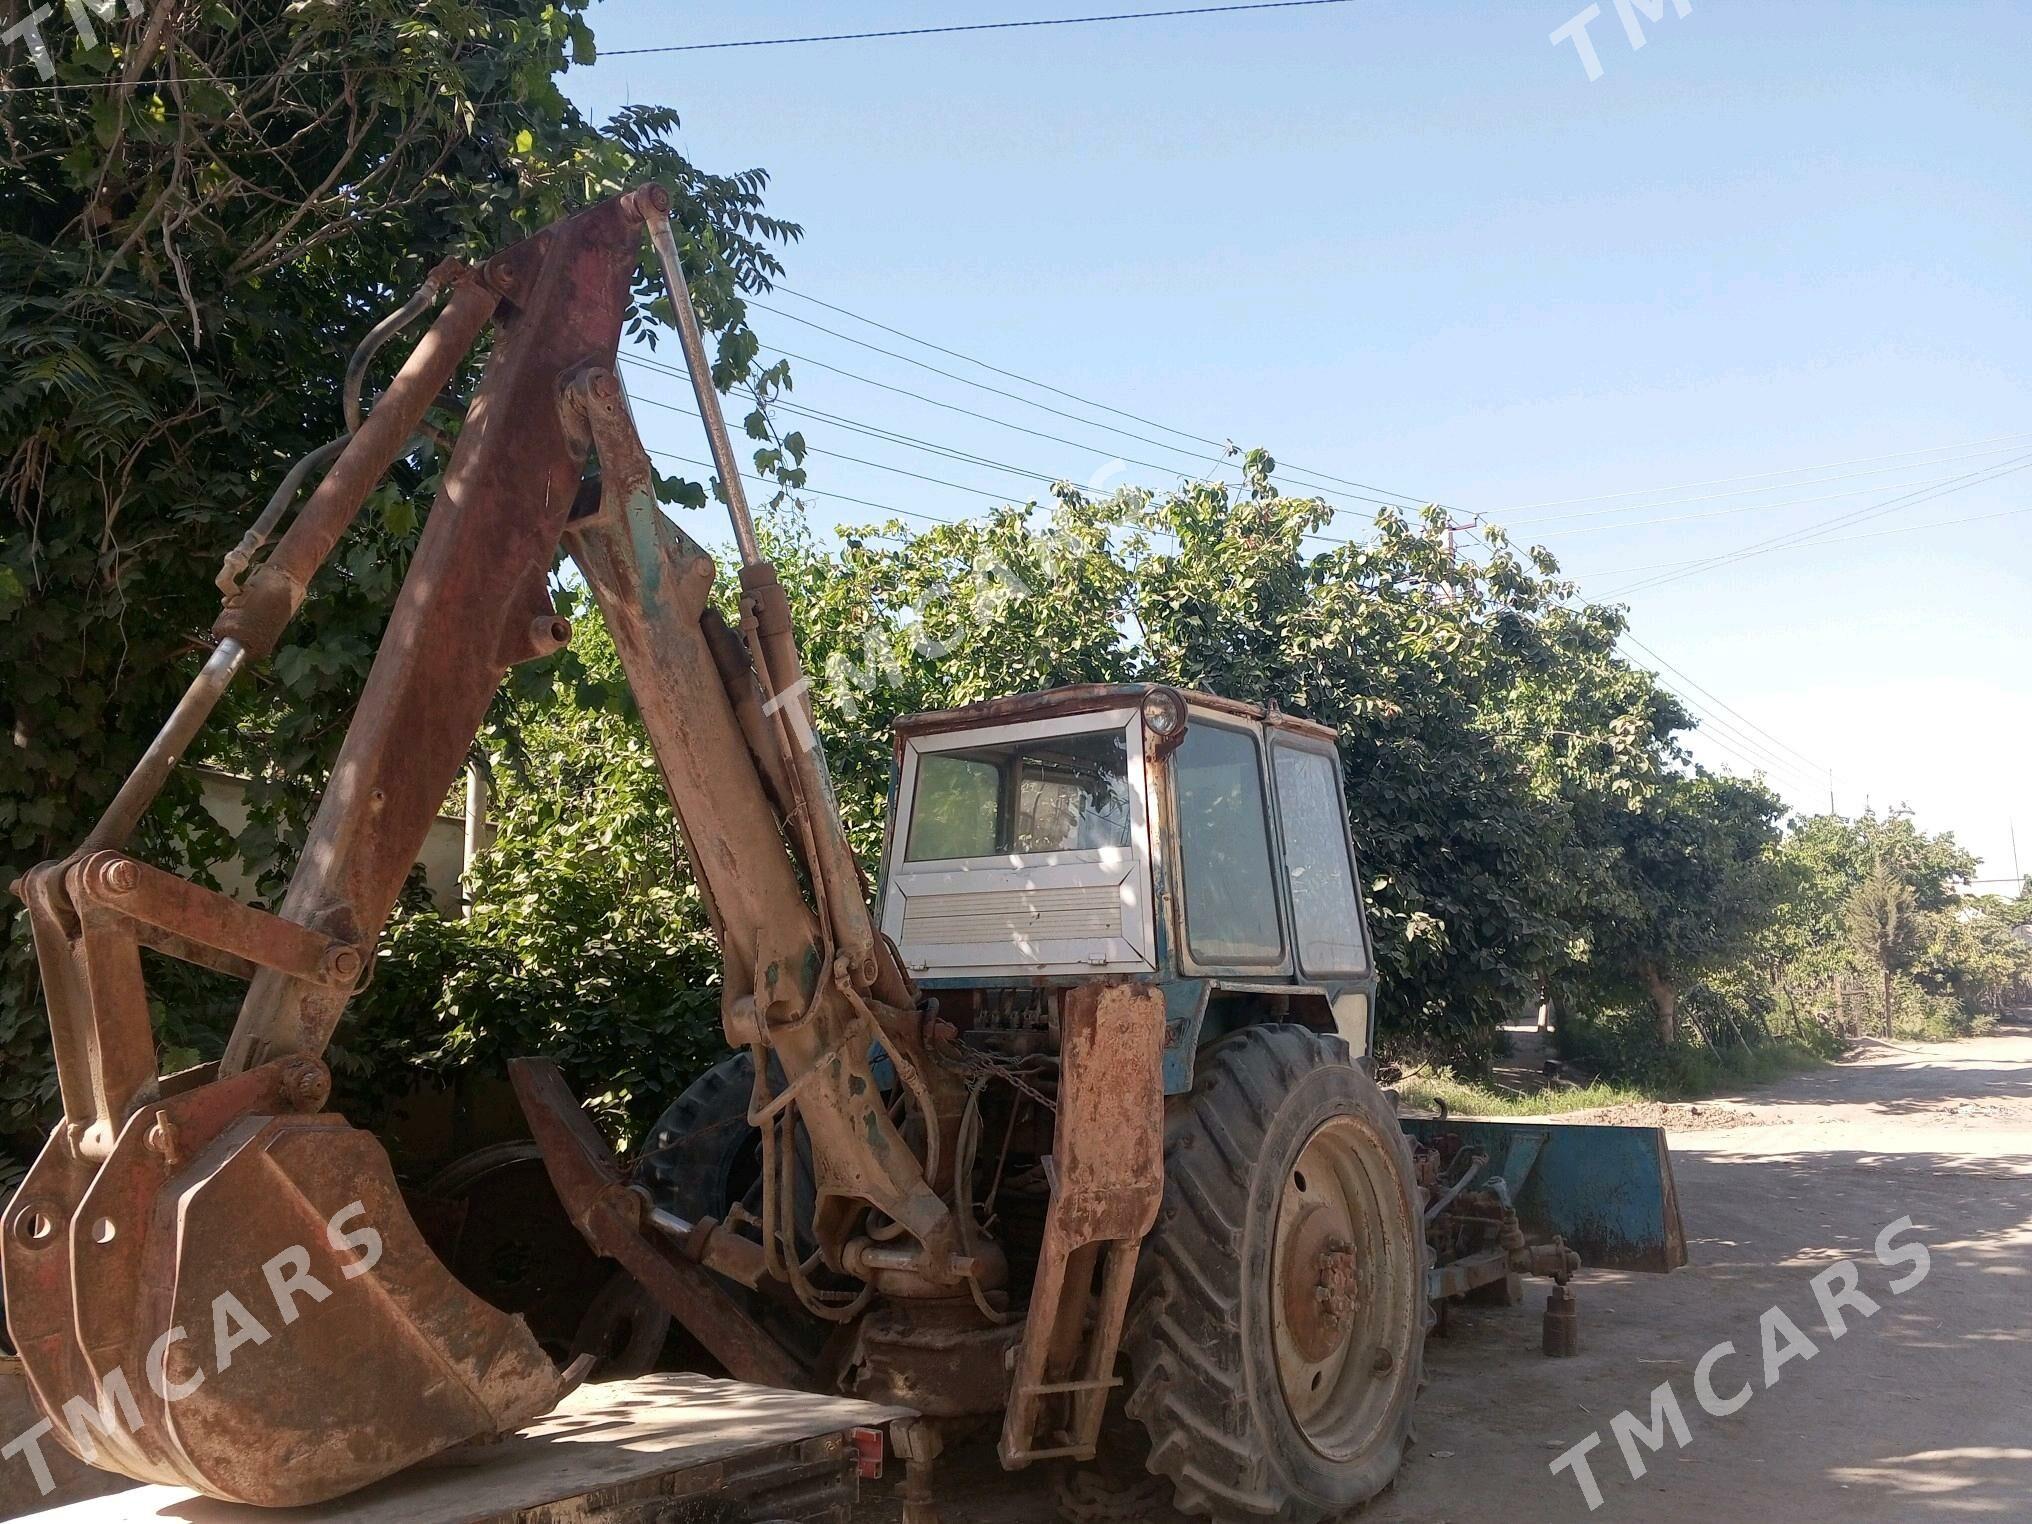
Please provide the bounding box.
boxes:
[1123,1025,1424,1523]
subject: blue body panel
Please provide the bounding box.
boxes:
[1402,1117,1687,1273]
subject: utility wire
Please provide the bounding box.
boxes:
[748,313,1399,511]
[760,341,1241,487]
[1605,453,2032,594]
[1581,500,2032,580]
[5,1,1363,94]
[1457,533,1832,794]
[758,287,1433,507]
[1620,634,1830,778]
[624,350,1386,550]
[600,2,1361,56]
[1489,430,2032,516]
[1499,439,2032,532]
[648,446,964,525]
[1517,467,2019,544]
[640,324,2019,553]
[648,290,2005,807]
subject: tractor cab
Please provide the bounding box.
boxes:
[877,684,1380,1079]
[878,682,1688,1281]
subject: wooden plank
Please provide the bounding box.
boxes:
[22,1376,911,1524]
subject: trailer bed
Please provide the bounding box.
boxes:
[21,1376,909,1524]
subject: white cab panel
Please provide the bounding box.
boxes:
[882,708,1157,977]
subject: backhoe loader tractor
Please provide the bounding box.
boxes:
[2,192,1683,1523]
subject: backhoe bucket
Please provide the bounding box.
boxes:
[3,1072,566,1506]
[1401,1118,1687,1272]
[3,191,673,1508]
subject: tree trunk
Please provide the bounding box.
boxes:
[1638,961,1678,1046]
[1882,967,1895,1037]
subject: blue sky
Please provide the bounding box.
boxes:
[564,1,2030,881]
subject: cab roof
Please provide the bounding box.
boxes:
[891,682,1339,745]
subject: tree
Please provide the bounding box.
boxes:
[770,478,1728,1063]
[1765,812,1994,1036]
[1914,898,2032,1020]
[0,2,799,1167]
[1844,861,1918,1034]
[1585,772,1788,1044]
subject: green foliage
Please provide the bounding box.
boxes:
[0,2,798,1162]
[1571,769,1788,1042]
[6,14,2011,1178]
[1763,812,2021,1040]
[329,474,1780,1139]
[336,611,724,1149]
[1916,901,2032,1018]
[1844,860,1919,1032]
[770,482,1781,1065]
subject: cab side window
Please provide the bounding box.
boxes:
[1173,723,1282,964]
[1272,742,1367,974]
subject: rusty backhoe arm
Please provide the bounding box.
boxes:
[0,188,983,1508]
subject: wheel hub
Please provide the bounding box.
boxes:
[1279,1207,1361,1362]
[1267,1113,1413,1460]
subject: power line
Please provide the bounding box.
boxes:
[750,303,1407,510]
[1499,439,2032,532]
[4,0,1366,95]
[758,287,1433,507]
[652,286,1983,813]
[600,1,1361,56]
[1515,466,2020,544]
[1443,531,1828,792]
[1581,500,2032,580]
[1604,453,2032,594]
[1487,430,2032,517]
[641,326,2024,565]
[1620,634,1830,778]
[623,352,1382,551]
[647,447,965,526]
[760,340,1243,488]
[1461,526,1833,792]
[628,378,1059,499]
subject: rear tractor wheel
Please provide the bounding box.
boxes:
[1123,1025,1424,1524]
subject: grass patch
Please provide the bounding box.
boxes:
[1395,1070,1645,1117]
[1395,1037,1832,1118]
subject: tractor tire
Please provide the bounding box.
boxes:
[1123,1025,1424,1524]
[638,1051,818,1242]
[638,1051,767,1224]
[635,1052,825,1372]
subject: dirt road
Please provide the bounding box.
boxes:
[858,1029,2032,1522]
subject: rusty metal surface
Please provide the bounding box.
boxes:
[6,1084,567,1503]
[509,1059,808,1392]
[223,198,642,1076]
[1,198,655,1509]
[842,1301,1018,1419]
[150,1115,563,1505]
[997,981,1165,1467]
[554,360,977,1302]
[1,186,1216,1510]
[892,682,1340,744]
[70,851,358,989]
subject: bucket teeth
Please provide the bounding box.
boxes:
[3,1102,565,1508]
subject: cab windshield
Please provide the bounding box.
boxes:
[904,727,1131,862]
